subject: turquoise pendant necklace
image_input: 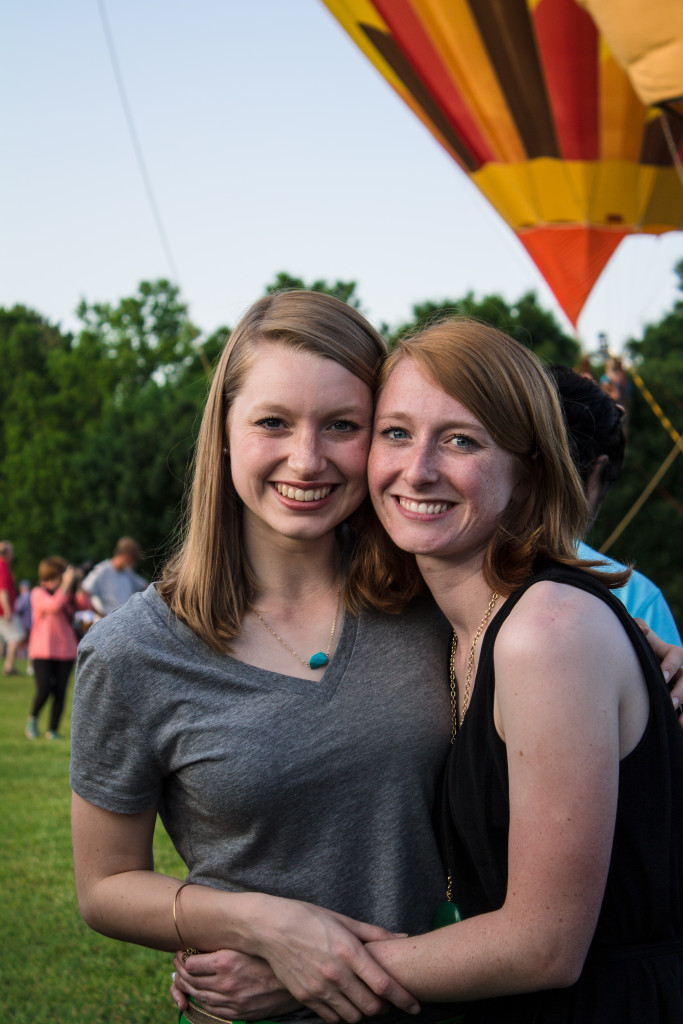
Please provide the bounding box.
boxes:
[253,572,342,671]
[433,592,498,929]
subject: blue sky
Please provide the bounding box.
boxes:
[3,0,683,350]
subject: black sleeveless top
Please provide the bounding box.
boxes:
[440,561,683,1023]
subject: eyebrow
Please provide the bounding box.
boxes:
[250,401,370,417]
[375,409,483,431]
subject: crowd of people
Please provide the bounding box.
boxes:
[0,537,146,739]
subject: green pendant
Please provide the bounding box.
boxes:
[432,900,462,928]
[309,652,329,669]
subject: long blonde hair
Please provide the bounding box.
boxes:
[349,317,629,612]
[158,290,386,652]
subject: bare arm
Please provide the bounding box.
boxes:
[71,794,419,1022]
[365,585,635,1002]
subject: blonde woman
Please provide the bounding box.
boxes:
[70,292,459,1024]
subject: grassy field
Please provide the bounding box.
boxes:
[0,661,187,1023]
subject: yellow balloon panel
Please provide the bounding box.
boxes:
[598,52,647,161]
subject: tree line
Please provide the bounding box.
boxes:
[1,269,681,622]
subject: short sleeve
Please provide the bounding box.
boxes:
[81,564,102,597]
[70,641,164,813]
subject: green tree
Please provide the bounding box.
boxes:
[74,278,199,391]
[264,272,363,309]
[65,280,207,573]
[387,290,580,365]
[588,260,683,623]
[0,282,208,583]
[0,306,100,576]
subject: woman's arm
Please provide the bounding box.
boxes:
[71,794,419,1023]
[637,620,683,725]
[72,794,183,949]
[365,584,634,1002]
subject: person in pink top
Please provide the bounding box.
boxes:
[26,557,89,740]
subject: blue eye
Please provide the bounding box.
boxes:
[330,420,358,433]
[256,418,284,430]
[380,426,409,441]
[449,433,477,450]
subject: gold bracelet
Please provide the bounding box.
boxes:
[173,881,200,961]
[183,1001,239,1023]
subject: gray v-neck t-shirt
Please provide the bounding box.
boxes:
[71,585,456,1016]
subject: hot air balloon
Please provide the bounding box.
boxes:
[320,0,683,328]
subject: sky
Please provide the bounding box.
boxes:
[3,0,683,352]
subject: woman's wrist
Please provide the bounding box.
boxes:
[225,891,282,957]
[176,885,279,957]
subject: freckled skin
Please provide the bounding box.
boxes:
[369,360,522,570]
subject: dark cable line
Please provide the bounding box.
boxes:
[96,0,180,283]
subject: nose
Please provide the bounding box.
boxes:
[288,428,327,478]
[403,441,439,488]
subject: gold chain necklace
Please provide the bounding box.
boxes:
[253,571,342,671]
[448,590,499,739]
[441,590,499,908]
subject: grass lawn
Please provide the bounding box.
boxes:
[1,661,187,1023]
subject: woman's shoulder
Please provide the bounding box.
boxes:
[79,584,172,657]
[497,572,626,659]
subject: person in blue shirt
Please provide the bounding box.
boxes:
[550,364,681,645]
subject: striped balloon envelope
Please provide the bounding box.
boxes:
[320,0,683,327]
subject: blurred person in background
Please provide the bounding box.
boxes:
[600,356,631,414]
[14,578,33,673]
[0,540,25,675]
[25,557,91,740]
[550,365,680,645]
[81,536,147,617]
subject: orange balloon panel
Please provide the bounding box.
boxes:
[321,0,683,325]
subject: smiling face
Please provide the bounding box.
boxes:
[369,358,521,570]
[228,340,374,547]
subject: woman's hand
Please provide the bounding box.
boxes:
[171,948,299,1020]
[636,619,683,725]
[244,898,420,1024]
